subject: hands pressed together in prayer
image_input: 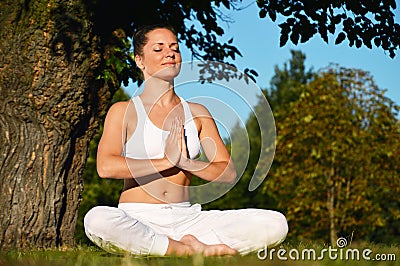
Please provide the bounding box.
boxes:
[164,117,191,170]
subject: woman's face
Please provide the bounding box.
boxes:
[135,28,182,81]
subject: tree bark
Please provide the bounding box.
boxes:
[0,0,111,249]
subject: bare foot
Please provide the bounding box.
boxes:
[180,234,238,256]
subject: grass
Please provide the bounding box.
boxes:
[1,241,398,266]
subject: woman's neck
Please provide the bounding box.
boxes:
[140,77,178,107]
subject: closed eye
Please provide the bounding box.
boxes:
[171,44,180,52]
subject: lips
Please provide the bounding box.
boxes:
[162,62,176,66]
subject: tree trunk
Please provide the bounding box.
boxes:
[326,167,336,246]
[0,0,111,249]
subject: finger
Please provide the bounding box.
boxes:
[174,117,181,138]
[166,121,173,142]
[170,118,181,147]
[177,116,183,132]
[176,118,183,148]
[169,118,178,139]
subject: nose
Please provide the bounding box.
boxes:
[165,49,175,58]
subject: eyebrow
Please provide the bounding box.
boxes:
[152,42,179,46]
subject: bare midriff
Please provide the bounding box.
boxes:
[119,169,191,204]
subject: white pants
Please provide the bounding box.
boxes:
[84,202,288,256]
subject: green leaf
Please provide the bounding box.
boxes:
[303,114,313,123]
[250,69,259,77]
[374,37,381,47]
[335,32,346,44]
[290,31,300,45]
[268,10,277,22]
[259,9,267,18]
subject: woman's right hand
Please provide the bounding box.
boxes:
[164,117,183,166]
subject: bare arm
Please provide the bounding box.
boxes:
[96,101,178,179]
[177,104,236,184]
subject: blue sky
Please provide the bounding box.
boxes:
[126,1,400,105]
[208,1,400,105]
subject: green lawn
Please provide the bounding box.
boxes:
[1,242,398,266]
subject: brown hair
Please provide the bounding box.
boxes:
[133,24,177,56]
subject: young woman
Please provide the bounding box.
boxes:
[84,24,288,256]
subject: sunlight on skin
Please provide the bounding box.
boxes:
[123,61,275,204]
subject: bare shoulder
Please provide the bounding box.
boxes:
[186,101,215,134]
[107,100,131,115]
[186,101,212,118]
[105,100,137,120]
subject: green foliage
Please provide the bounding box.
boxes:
[91,0,250,87]
[91,0,400,90]
[225,50,399,245]
[266,64,400,244]
[75,88,130,244]
[256,0,400,58]
[268,50,315,111]
[96,29,137,87]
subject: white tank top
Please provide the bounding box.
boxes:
[123,96,201,160]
